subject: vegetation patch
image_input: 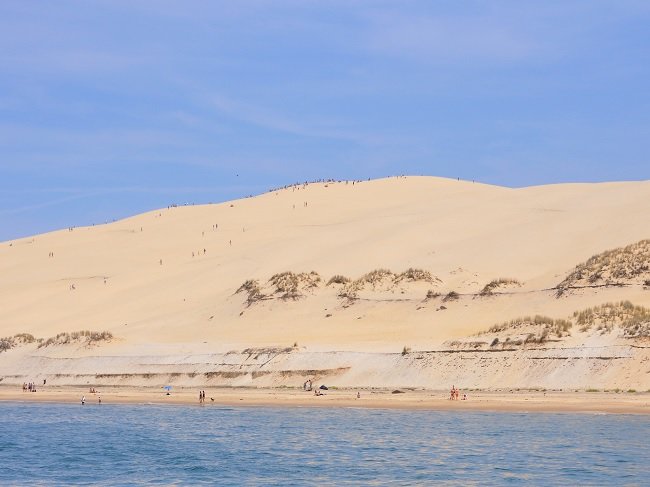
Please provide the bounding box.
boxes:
[394,268,439,284]
[237,272,322,304]
[446,340,488,350]
[573,301,650,338]
[479,278,521,296]
[0,333,36,353]
[236,279,266,306]
[37,330,113,348]
[484,315,572,343]
[327,275,350,286]
[556,239,650,296]
[240,267,443,306]
[336,269,394,301]
[268,271,321,300]
[442,291,460,302]
[426,290,441,300]
[475,301,650,346]
[357,268,395,287]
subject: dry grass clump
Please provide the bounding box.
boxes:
[337,269,394,301]
[338,279,364,300]
[556,239,650,296]
[395,268,438,283]
[236,279,267,306]
[0,338,12,353]
[236,272,321,304]
[334,268,442,303]
[442,291,460,302]
[13,333,36,343]
[37,330,113,348]
[268,272,299,298]
[477,301,650,343]
[426,290,441,300]
[486,315,572,341]
[300,271,322,289]
[357,269,395,286]
[479,278,521,296]
[0,333,36,353]
[327,275,350,286]
[446,340,488,350]
[268,271,321,300]
[573,301,650,337]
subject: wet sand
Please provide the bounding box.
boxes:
[2,386,649,414]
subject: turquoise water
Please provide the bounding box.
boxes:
[0,403,648,485]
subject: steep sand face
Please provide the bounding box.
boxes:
[1,176,649,389]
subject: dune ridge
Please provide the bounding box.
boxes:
[1,176,649,391]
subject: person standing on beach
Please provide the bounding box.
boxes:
[81,396,85,405]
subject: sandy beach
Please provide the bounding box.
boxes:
[2,386,649,414]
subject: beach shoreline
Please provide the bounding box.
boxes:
[2,386,649,414]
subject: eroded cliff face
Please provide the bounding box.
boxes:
[2,336,648,391]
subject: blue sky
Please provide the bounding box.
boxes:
[1,1,649,241]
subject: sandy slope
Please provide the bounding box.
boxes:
[1,176,649,391]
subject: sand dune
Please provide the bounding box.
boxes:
[1,176,649,391]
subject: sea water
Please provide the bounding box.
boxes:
[0,402,648,485]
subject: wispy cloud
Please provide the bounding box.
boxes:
[0,184,264,216]
[358,4,547,67]
[359,1,650,67]
[206,92,391,146]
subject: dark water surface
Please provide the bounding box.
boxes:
[0,402,648,485]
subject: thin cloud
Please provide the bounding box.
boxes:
[0,184,265,216]
[207,92,383,145]
[361,8,540,65]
